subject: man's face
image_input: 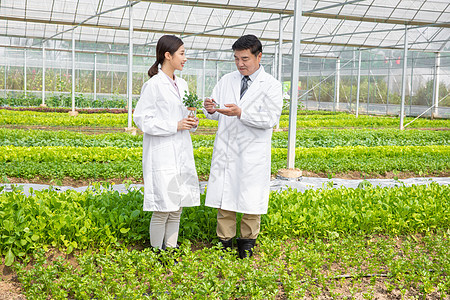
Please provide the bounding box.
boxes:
[234,49,262,76]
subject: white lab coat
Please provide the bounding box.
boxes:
[203,66,283,214]
[133,71,200,212]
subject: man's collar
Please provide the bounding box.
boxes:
[240,65,262,81]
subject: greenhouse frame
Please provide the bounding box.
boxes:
[2,2,450,298]
[1,0,449,160]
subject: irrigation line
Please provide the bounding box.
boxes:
[404,92,450,128]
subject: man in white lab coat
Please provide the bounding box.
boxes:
[203,35,283,258]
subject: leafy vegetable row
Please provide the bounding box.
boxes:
[15,234,450,299]
[1,183,448,266]
[2,109,448,128]
[1,145,448,179]
[2,128,448,149]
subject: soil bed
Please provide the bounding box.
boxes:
[3,170,449,188]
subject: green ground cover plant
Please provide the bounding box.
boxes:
[1,184,449,299]
[1,145,448,179]
[13,233,450,299]
[0,128,144,148]
[0,93,137,109]
[277,113,450,129]
[271,128,450,148]
[2,109,449,128]
[269,145,450,175]
[2,128,449,149]
[1,106,129,114]
[0,109,126,128]
[1,183,448,264]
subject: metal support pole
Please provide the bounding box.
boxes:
[305,58,310,110]
[24,50,27,96]
[349,51,354,111]
[94,54,97,101]
[127,3,134,129]
[3,65,6,96]
[399,26,408,130]
[356,50,362,117]
[318,59,322,107]
[409,53,414,116]
[110,55,113,94]
[274,47,278,127]
[71,30,76,113]
[278,14,283,83]
[275,15,284,130]
[386,51,391,115]
[334,57,340,111]
[367,52,371,114]
[432,52,440,117]
[216,61,219,83]
[273,49,278,77]
[202,57,206,101]
[286,0,303,169]
[42,43,46,105]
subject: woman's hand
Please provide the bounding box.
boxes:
[192,117,200,128]
[177,118,198,131]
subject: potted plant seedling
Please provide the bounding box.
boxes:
[183,90,202,118]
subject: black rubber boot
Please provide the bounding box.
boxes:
[151,247,164,264]
[218,238,233,251]
[236,238,256,259]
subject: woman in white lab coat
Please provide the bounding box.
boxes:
[133,35,200,250]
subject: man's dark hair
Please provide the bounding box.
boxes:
[232,34,262,56]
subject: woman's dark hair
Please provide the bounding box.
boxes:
[148,35,184,78]
[232,34,262,56]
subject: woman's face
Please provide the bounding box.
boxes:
[167,45,187,71]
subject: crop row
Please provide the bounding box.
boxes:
[1,183,448,265]
[278,114,450,129]
[0,106,129,114]
[15,233,450,299]
[0,93,137,109]
[2,109,449,128]
[2,128,449,149]
[1,145,448,179]
[2,105,340,115]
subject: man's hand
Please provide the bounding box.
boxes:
[216,104,241,118]
[203,98,217,114]
[177,118,197,131]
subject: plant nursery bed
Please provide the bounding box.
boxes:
[3,170,449,188]
[2,234,449,299]
[1,124,127,135]
[1,184,448,298]
[1,124,218,135]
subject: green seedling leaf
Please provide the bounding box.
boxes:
[5,249,15,266]
[120,228,130,234]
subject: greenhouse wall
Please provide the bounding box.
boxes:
[0,45,449,118]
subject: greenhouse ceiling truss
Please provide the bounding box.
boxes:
[0,0,448,59]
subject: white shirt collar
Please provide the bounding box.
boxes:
[240,65,262,82]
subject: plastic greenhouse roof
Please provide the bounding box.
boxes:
[0,0,449,59]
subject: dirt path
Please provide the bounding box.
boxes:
[3,170,449,188]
